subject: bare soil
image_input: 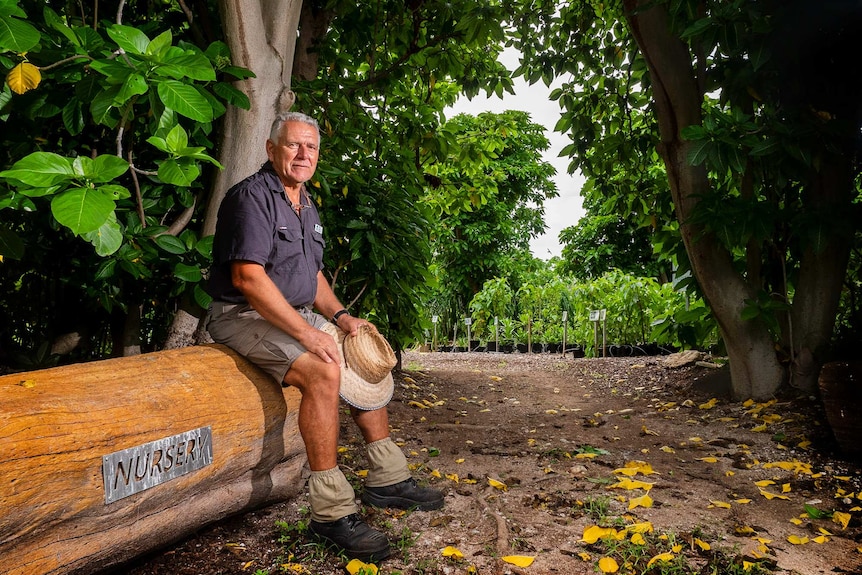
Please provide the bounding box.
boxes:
[116,351,862,575]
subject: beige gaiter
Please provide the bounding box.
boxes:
[365,437,411,488]
[308,467,359,522]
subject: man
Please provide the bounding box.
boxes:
[207,112,443,562]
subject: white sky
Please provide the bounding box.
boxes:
[446,55,586,260]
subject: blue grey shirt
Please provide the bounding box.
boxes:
[208,162,326,307]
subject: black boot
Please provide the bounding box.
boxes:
[362,478,444,511]
[309,513,391,562]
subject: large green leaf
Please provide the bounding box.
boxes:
[155,234,188,254]
[156,80,213,122]
[106,24,150,55]
[92,155,130,182]
[115,73,149,105]
[157,53,216,81]
[157,158,200,186]
[50,187,116,235]
[174,262,202,282]
[0,13,40,53]
[0,152,73,187]
[82,213,123,256]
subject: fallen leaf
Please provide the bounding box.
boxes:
[488,478,507,491]
[759,488,790,500]
[441,546,463,558]
[346,559,378,574]
[646,552,675,567]
[581,525,618,544]
[578,552,591,561]
[694,538,711,551]
[699,398,718,409]
[708,500,732,509]
[630,532,646,545]
[502,556,534,567]
[628,494,653,510]
[787,535,809,545]
[598,556,619,573]
[833,511,851,530]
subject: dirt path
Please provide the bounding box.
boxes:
[121,351,862,575]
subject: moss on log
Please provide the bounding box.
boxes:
[0,344,305,575]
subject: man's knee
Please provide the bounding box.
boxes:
[284,354,341,397]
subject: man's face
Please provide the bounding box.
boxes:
[266,120,320,188]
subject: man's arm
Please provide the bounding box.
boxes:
[230,261,340,363]
[313,271,377,336]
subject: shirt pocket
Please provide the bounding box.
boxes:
[273,225,304,275]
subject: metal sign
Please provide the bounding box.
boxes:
[102,426,213,504]
[431,315,438,323]
[464,317,472,325]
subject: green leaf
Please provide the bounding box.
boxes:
[155,234,188,254]
[92,155,130,183]
[98,184,131,200]
[165,124,189,152]
[114,73,148,105]
[213,82,251,110]
[195,234,214,258]
[0,13,40,52]
[156,80,213,122]
[82,212,123,256]
[106,24,150,55]
[62,100,85,135]
[0,225,25,260]
[146,135,170,154]
[193,283,212,309]
[157,53,216,81]
[804,504,832,520]
[51,187,116,235]
[174,262,202,282]
[0,152,74,187]
[158,158,200,186]
[147,29,173,58]
[43,6,80,48]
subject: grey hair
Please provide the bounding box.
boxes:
[269,112,321,143]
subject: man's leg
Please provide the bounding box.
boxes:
[285,353,390,561]
[351,407,445,511]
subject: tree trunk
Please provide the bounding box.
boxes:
[161,0,303,348]
[789,157,854,390]
[623,0,783,400]
[0,345,305,574]
[203,0,303,238]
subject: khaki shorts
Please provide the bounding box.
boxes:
[206,302,329,384]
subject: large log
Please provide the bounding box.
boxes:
[0,344,306,575]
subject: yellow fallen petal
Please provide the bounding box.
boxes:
[735,498,752,504]
[789,518,803,525]
[446,473,459,483]
[455,458,465,464]
[754,480,775,487]
[660,445,676,453]
[578,551,591,561]
[646,552,675,567]
[441,546,464,558]
[698,457,718,463]
[598,556,619,573]
[759,489,790,500]
[672,544,683,553]
[502,556,534,568]
[408,400,428,409]
[788,535,809,545]
[630,532,646,545]
[812,535,828,544]
[430,469,442,478]
[582,525,618,544]
[699,398,718,409]
[628,494,653,510]
[781,483,792,493]
[346,558,378,574]
[489,375,502,381]
[709,500,732,509]
[833,511,851,530]
[488,478,507,491]
[694,538,711,551]
[356,469,368,477]
[626,522,654,534]
[575,452,598,459]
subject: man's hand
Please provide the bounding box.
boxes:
[297,326,341,364]
[337,313,376,337]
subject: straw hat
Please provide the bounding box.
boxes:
[320,322,396,410]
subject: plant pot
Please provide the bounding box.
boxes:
[500,344,514,354]
[819,361,862,458]
[486,342,498,352]
[516,344,528,354]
